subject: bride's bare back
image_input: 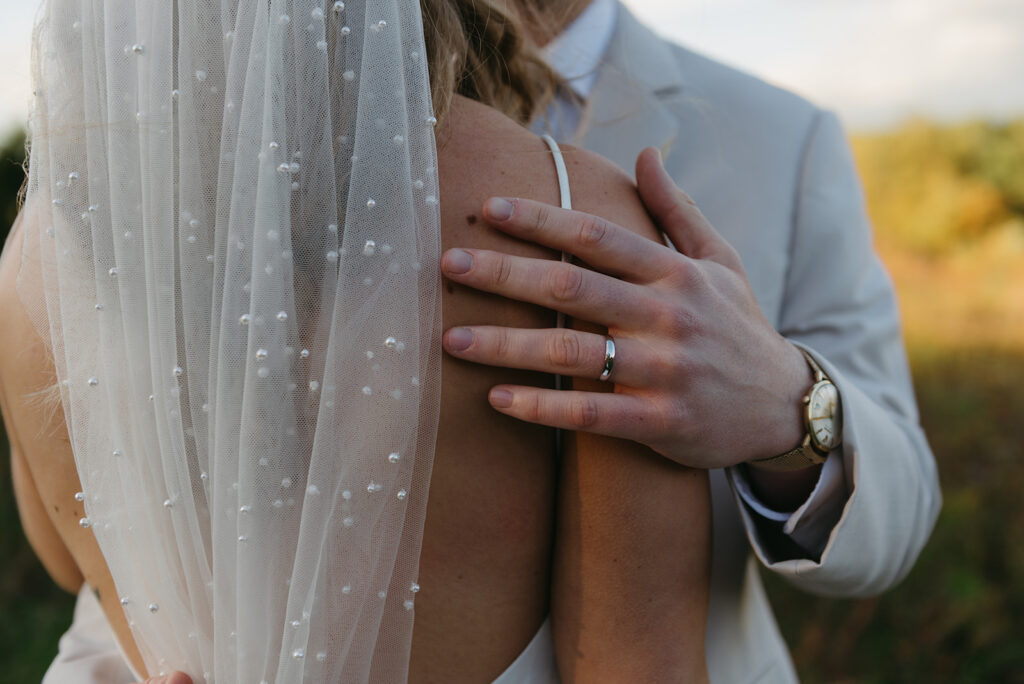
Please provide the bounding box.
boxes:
[1,95,709,682]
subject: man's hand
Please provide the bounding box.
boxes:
[440,148,812,470]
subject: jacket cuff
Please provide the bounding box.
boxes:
[730,453,847,558]
[728,341,853,561]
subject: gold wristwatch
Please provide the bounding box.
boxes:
[749,349,842,472]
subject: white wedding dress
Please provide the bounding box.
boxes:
[47,588,558,683]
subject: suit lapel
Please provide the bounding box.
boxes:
[579,4,685,173]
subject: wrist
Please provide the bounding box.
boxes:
[748,339,814,464]
[740,459,825,510]
[749,342,845,475]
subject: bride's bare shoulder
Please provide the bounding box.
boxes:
[0,215,51,378]
[438,95,659,244]
[436,96,561,213]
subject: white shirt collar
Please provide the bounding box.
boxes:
[543,0,618,100]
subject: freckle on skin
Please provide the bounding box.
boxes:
[466,214,478,225]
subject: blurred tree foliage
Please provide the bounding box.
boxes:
[852,118,1024,253]
[0,129,26,237]
[0,118,1022,682]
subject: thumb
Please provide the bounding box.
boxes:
[635,147,738,268]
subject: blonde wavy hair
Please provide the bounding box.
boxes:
[421,0,573,126]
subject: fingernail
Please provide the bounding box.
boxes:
[489,388,513,408]
[443,249,473,274]
[445,327,474,352]
[484,197,514,221]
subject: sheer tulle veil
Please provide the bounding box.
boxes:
[20,0,442,680]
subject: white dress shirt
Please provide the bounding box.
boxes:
[533,0,617,142]
[537,0,845,556]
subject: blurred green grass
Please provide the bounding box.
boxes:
[1,120,1022,682]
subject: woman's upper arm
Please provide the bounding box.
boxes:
[0,215,84,593]
[8,437,84,593]
[549,149,711,681]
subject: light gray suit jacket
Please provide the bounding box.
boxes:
[43,6,940,684]
[573,5,941,683]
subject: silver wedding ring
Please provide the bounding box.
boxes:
[598,335,616,382]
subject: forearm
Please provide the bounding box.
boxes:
[552,395,711,683]
[3,381,83,594]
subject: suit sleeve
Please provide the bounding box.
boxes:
[734,108,942,597]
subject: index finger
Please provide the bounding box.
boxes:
[481,197,677,284]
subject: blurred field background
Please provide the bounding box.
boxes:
[0,114,1022,682]
[764,119,1024,684]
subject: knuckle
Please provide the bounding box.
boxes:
[492,253,514,287]
[688,264,709,290]
[530,204,551,235]
[576,215,609,249]
[677,188,698,208]
[525,393,544,423]
[672,403,700,443]
[653,298,695,335]
[549,264,586,302]
[652,396,688,439]
[493,328,514,359]
[546,331,584,369]
[672,306,699,335]
[567,396,600,429]
[660,191,694,228]
[675,259,707,292]
[670,256,695,283]
[723,243,744,270]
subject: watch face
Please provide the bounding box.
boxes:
[807,381,842,452]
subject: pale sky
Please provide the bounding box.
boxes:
[1,0,1022,137]
[624,0,1024,130]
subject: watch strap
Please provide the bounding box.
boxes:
[801,347,826,382]
[748,440,828,472]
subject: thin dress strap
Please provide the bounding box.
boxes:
[541,134,572,459]
[540,134,572,380]
[541,134,573,211]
